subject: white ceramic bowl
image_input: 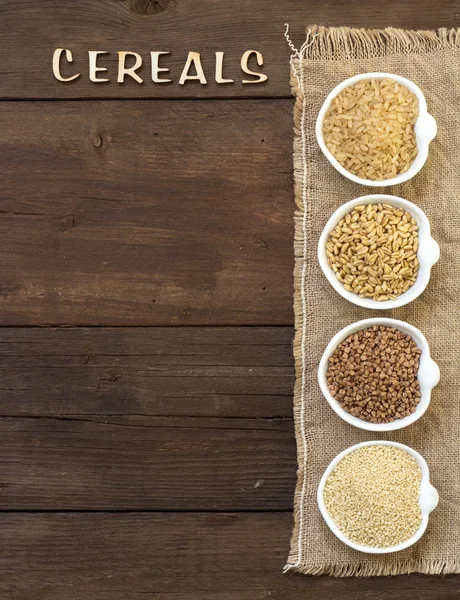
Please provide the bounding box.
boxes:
[318,440,439,553]
[316,72,437,186]
[318,194,439,310]
[318,318,440,432]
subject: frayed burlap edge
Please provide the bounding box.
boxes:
[288,559,460,578]
[303,25,460,62]
[285,25,460,577]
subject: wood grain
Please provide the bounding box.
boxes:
[0,327,295,510]
[3,2,460,596]
[0,100,293,326]
[0,327,294,418]
[1,0,459,99]
[0,415,295,510]
[3,512,460,599]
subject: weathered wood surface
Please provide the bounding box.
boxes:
[0,327,294,417]
[3,1,460,597]
[3,512,460,600]
[0,0,458,99]
[0,327,295,510]
[0,100,293,326]
[1,415,295,510]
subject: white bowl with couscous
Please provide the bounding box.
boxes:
[317,441,439,553]
[316,72,437,186]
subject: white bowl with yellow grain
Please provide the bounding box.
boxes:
[318,194,440,309]
[316,73,437,186]
[317,441,439,553]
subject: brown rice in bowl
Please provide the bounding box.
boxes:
[322,78,419,181]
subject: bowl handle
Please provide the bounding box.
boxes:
[417,113,437,143]
[426,237,440,267]
[420,483,439,514]
[418,358,440,389]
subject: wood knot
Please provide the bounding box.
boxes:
[104,371,119,383]
[120,0,173,15]
[92,134,103,148]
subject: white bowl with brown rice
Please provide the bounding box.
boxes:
[317,441,438,553]
[318,194,439,309]
[316,73,437,186]
[318,318,440,432]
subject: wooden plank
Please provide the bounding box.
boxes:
[0,415,295,510]
[0,327,295,510]
[0,0,458,99]
[3,512,460,599]
[0,100,293,326]
[0,327,294,418]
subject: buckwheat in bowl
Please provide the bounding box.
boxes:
[318,318,440,431]
[316,73,437,186]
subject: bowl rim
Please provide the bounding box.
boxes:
[317,194,439,310]
[315,72,436,187]
[317,440,438,554]
[317,317,440,431]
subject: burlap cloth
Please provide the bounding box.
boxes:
[285,25,460,577]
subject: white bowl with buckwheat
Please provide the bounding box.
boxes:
[318,317,440,432]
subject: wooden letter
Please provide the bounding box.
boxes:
[215,52,233,84]
[52,48,80,82]
[117,51,143,84]
[179,52,207,85]
[88,51,109,82]
[241,50,268,84]
[150,51,171,83]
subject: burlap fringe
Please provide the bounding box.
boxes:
[286,25,460,577]
[285,212,311,572]
[287,559,460,578]
[303,25,460,61]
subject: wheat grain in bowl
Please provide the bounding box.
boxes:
[326,202,419,301]
[322,78,419,181]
